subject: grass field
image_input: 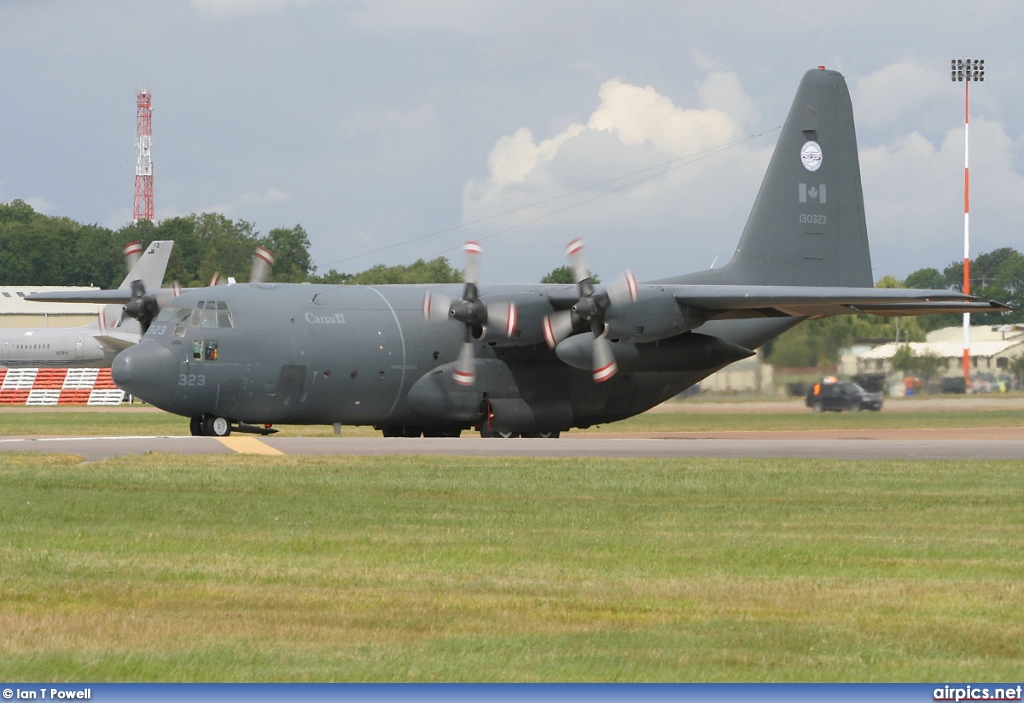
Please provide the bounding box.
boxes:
[1,453,1021,681]
[3,404,1024,437]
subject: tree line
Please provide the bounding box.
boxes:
[2,199,1018,368]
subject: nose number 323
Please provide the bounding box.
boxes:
[178,374,206,387]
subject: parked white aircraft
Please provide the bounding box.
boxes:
[0,241,173,368]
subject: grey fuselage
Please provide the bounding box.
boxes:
[116,282,791,433]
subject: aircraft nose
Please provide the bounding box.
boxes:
[112,341,179,406]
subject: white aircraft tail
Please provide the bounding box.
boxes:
[100,240,174,332]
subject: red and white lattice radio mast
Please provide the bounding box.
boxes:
[132,89,154,223]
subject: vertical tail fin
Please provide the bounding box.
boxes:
[696,68,874,287]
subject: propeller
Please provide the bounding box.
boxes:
[207,245,276,287]
[122,241,143,272]
[251,245,275,283]
[422,241,518,386]
[541,238,638,383]
[123,279,160,332]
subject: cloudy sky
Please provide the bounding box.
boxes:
[2,0,1022,284]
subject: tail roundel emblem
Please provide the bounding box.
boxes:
[800,141,823,172]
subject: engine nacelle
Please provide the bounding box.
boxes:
[555,331,754,373]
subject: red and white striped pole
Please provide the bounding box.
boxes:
[952,57,984,389]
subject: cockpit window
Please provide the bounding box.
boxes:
[180,301,234,329]
[154,306,191,324]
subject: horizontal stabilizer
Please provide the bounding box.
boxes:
[851,301,1012,317]
[672,285,1011,319]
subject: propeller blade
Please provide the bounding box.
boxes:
[606,269,638,308]
[565,238,591,286]
[208,272,223,287]
[463,241,482,286]
[453,340,476,386]
[542,309,576,349]
[251,245,275,283]
[592,327,618,383]
[122,241,143,273]
[422,290,453,323]
[155,281,183,308]
[486,301,518,337]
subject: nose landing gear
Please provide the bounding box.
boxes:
[189,416,278,436]
[190,415,232,436]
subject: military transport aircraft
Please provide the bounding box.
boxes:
[0,240,173,368]
[107,67,1008,438]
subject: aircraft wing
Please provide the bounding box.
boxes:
[26,290,135,305]
[93,332,142,354]
[670,285,1011,319]
[26,287,182,306]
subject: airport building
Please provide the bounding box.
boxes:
[0,286,103,329]
[845,325,1024,393]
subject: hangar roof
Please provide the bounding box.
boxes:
[0,287,104,315]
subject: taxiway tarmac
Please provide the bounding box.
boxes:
[0,434,1022,461]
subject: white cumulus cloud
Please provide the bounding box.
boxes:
[459,71,770,280]
[852,61,949,127]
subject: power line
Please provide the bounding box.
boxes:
[320,125,781,270]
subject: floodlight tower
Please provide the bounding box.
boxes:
[950,57,984,388]
[133,89,154,223]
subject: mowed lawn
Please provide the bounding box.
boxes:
[1,453,1021,681]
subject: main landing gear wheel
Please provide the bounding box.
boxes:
[479,428,517,438]
[202,415,232,437]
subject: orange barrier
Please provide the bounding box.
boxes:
[0,368,125,405]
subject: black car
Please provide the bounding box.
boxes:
[805,381,883,412]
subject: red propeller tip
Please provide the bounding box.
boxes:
[254,246,275,266]
[625,269,638,302]
[453,369,475,386]
[464,241,482,256]
[565,239,584,257]
[505,304,518,337]
[542,316,558,349]
[593,361,617,383]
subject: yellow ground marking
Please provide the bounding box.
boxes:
[217,436,284,455]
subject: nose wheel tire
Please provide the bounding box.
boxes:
[201,415,232,437]
[190,417,204,436]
